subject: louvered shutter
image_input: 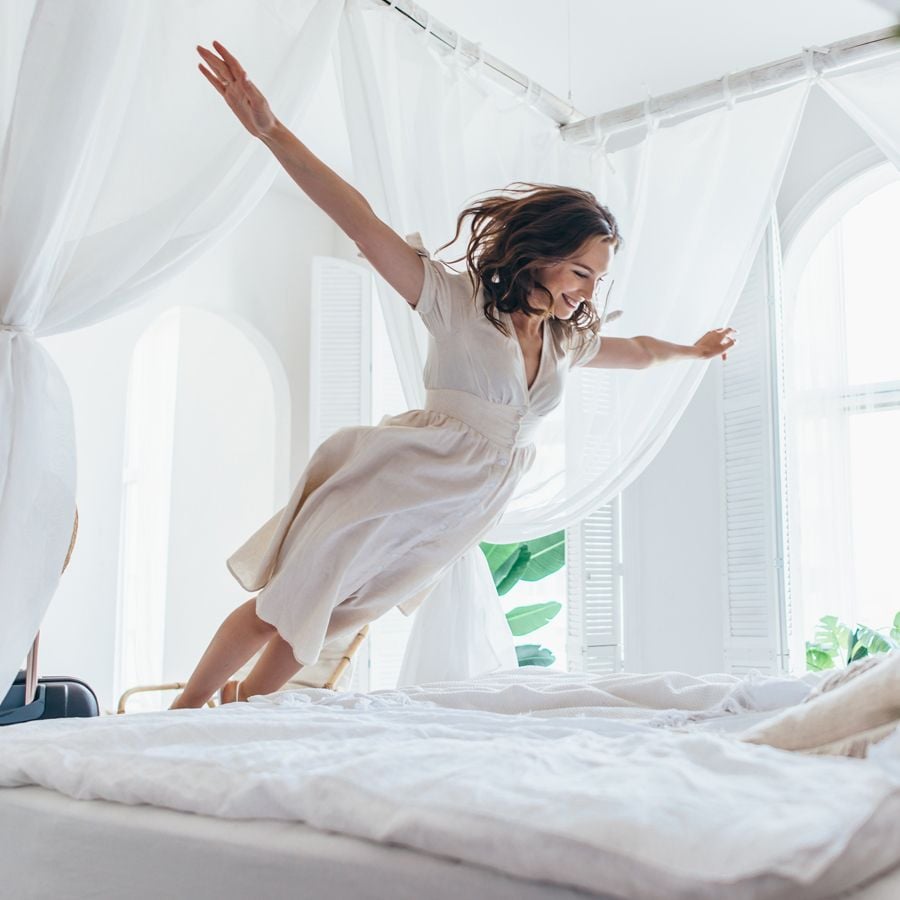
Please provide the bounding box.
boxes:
[309,257,372,453]
[309,257,372,689]
[719,223,789,674]
[566,368,622,673]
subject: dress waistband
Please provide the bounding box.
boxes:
[424,389,539,448]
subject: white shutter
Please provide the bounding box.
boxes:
[566,368,623,673]
[309,257,372,454]
[567,497,622,673]
[309,257,372,689]
[719,223,788,674]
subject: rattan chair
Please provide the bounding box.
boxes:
[116,625,369,714]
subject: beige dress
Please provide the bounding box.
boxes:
[227,236,602,666]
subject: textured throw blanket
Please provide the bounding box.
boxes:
[741,652,900,757]
[1,669,898,899]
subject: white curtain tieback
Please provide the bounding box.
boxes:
[0,323,35,335]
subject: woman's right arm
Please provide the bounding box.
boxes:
[197,41,424,307]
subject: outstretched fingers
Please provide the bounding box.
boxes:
[213,40,247,81]
[198,62,226,95]
[197,45,231,84]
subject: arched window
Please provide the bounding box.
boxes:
[782,165,900,661]
[117,307,287,707]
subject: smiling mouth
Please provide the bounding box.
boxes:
[563,294,580,310]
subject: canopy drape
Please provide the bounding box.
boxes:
[0,0,343,697]
[338,0,814,681]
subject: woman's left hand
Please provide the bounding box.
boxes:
[694,327,737,361]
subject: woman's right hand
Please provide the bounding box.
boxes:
[197,41,278,139]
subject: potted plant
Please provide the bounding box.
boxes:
[480,530,565,666]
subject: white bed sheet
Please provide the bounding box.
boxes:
[2,669,899,900]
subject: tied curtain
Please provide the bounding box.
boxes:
[0,0,343,698]
[338,0,810,682]
[782,55,900,645]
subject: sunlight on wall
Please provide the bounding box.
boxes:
[117,307,284,709]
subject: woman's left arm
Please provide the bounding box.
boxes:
[583,328,736,369]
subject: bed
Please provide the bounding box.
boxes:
[1,668,899,899]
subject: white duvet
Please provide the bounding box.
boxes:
[1,669,899,899]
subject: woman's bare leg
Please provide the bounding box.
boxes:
[223,631,302,702]
[169,598,276,709]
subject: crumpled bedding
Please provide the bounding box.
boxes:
[1,668,898,900]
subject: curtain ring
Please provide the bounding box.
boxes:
[722,72,736,111]
[643,94,659,133]
[516,76,534,106]
[452,32,465,63]
[592,131,616,175]
[474,42,485,75]
[802,46,828,82]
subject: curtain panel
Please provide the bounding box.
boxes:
[0,0,343,696]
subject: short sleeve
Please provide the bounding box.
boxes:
[406,232,475,336]
[568,329,603,368]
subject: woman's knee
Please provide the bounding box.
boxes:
[238,597,276,637]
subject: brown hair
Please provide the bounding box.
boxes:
[439,183,621,341]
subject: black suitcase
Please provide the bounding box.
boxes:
[0,633,100,726]
[0,667,99,725]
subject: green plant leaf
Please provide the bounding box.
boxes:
[891,611,900,644]
[496,546,531,595]
[814,615,850,659]
[847,628,869,664]
[515,644,556,667]
[505,601,562,637]
[519,531,566,582]
[805,644,835,672]
[853,624,896,657]
[479,541,522,584]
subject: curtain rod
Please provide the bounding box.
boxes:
[378,2,900,147]
[376,0,585,125]
[562,26,900,145]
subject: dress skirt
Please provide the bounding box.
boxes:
[227,389,537,667]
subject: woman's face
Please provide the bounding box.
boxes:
[532,236,614,320]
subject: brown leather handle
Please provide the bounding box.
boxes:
[24,633,40,706]
[24,508,79,705]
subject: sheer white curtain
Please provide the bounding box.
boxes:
[339,0,810,680]
[821,54,900,171]
[0,0,342,696]
[783,225,857,644]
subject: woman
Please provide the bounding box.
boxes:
[171,42,735,709]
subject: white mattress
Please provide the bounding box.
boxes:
[3,785,900,900]
[0,785,599,900]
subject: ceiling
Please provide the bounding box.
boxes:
[419,0,897,116]
[284,0,897,196]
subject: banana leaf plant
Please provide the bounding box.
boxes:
[805,611,900,671]
[480,531,565,667]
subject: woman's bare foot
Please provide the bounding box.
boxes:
[219,680,244,704]
[169,691,205,710]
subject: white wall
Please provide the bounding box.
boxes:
[161,308,278,687]
[622,368,724,674]
[39,189,336,711]
[620,86,884,674]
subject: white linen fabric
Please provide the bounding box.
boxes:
[821,54,900,173]
[1,670,899,900]
[228,240,596,665]
[0,0,343,694]
[338,0,810,680]
[741,652,900,754]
